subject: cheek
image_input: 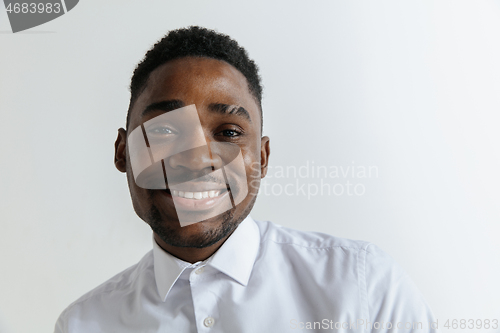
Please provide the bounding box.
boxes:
[241,148,260,177]
[242,151,262,198]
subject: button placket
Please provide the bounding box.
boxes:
[190,269,219,331]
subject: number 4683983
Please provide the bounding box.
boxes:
[444,319,498,330]
[6,2,61,14]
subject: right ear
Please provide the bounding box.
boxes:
[114,128,127,173]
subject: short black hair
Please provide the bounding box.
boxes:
[126,26,263,131]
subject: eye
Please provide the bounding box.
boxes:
[220,129,241,137]
[147,126,175,136]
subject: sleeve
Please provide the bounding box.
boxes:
[363,244,440,333]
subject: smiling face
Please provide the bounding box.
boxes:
[114,56,270,252]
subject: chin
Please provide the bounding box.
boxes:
[148,206,238,248]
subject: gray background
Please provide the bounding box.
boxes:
[1,0,499,332]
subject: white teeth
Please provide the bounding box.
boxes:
[171,190,221,200]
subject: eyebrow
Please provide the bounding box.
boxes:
[141,100,185,117]
[208,103,252,122]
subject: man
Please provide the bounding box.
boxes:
[55,26,438,332]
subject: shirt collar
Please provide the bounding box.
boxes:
[209,215,260,286]
[152,236,191,302]
[153,215,260,302]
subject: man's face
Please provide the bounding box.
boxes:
[115,57,269,248]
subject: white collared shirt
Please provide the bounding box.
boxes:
[55,216,438,332]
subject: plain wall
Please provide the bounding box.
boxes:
[1,1,499,332]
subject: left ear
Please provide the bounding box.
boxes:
[260,136,270,178]
[114,128,128,173]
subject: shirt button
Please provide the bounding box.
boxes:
[195,267,205,275]
[203,316,215,327]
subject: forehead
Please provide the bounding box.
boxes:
[129,57,260,127]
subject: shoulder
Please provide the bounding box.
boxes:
[254,219,371,252]
[252,219,403,275]
[252,219,377,273]
[55,251,154,332]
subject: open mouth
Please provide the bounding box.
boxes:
[161,187,232,214]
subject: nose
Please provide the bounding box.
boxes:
[167,143,223,172]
